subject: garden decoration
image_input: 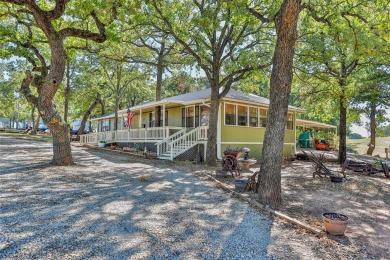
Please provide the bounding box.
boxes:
[242,147,250,160]
[222,147,242,177]
[239,147,257,170]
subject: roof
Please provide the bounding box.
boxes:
[117,88,305,114]
[296,119,337,129]
[90,112,115,121]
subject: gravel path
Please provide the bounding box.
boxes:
[0,137,361,259]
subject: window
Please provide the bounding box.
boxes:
[238,105,248,126]
[182,108,185,127]
[195,106,200,127]
[249,107,258,127]
[260,109,267,127]
[225,104,236,125]
[183,106,194,127]
[286,112,293,130]
[149,112,154,127]
[186,106,194,127]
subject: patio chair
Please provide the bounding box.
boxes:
[302,151,348,179]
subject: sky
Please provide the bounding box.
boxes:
[350,124,369,137]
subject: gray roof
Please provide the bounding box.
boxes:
[107,87,304,120]
[90,112,115,121]
[161,88,303,111]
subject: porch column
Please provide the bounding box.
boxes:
[217,103,222,159]
[139,109,142,129]
[294,112,297,154]
[162,104,169,138]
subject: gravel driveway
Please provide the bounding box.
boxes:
[0,137,361,259]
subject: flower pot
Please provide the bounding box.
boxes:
[322,213,348,235]
[235,178,248,192]
[330,176,343,183]
[98,142,105,148]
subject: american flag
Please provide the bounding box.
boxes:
[126,109,134,128]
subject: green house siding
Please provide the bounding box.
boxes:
[167,106,182,127]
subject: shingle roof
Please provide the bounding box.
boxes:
[98,88,305,120]
[161,88,303,111]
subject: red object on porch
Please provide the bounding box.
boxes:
[126,109,134,128]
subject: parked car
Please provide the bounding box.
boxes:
[38,122,47,132]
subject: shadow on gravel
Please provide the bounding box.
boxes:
[2,139,354,259]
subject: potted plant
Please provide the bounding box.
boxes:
[223,147,242,158]
[322,212,348,235]
[98,140,106,148]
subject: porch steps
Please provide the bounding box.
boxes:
[157,141,198,160]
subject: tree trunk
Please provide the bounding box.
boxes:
[38,41,73,165]
[206,85,220,166]
[338,91,347,164]
[114,94,120,131]
[155,46,164,127]
[64,59,71,123]
[77,93,102,136]
[366,102,376,155]
[257,0,301,208]
[30,105,37,134]
[33,113,40,134]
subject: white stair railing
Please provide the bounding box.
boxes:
[165,126,208,160]
[156,128,187,156]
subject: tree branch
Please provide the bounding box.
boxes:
[59,11,106,42]
[247,6,270,23]
[46,0,70,21]
[20,70,38,107]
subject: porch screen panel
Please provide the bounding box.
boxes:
[238,105,247,126]
[165,110,168,126]
[225,104,236,125]
[249,107,258,127]
[186,106,194,127]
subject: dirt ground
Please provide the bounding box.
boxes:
[215,157,390,259]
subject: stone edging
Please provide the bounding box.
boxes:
[203,172,325,238]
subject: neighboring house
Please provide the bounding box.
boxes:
[80,88,334,161]
[0,118,11,129]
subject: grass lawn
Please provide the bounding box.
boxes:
[0,131,53,142]
[347,136,390,158]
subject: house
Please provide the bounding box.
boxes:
[80,88,335,161]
